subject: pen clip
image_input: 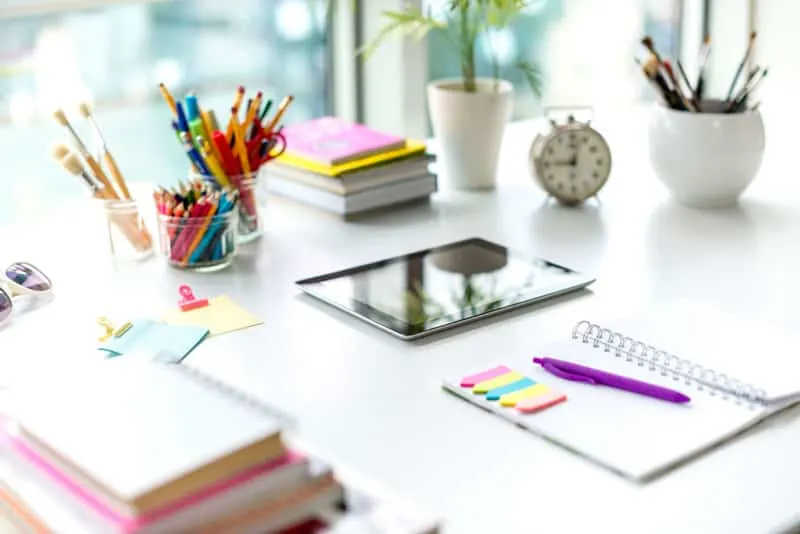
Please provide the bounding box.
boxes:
[542,362,597,385]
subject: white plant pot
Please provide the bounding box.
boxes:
[427,78,513,190]
[648,100,765,208]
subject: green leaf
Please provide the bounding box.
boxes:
[515,57,543,98]
[358,8,444,59]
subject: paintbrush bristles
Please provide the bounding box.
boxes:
[51,143,70,161]
[78,102,91,118]
[52,109,69,127]
[60,152,86,176]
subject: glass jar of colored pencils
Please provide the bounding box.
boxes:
[101,199,154,261]
[156,193,239,272]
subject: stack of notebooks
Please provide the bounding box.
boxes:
[0,358,439,533]
[266,116,436,218]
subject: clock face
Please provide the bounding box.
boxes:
[536,126,611,204]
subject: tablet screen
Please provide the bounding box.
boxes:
[296,238,594,338]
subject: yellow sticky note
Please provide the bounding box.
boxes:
[499,384,550,407]
[161,295,262,336]
[473,371,524,394]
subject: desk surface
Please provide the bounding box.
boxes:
[3,107,800,534]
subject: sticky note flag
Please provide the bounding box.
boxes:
[500,383,550,407]
[473,371,524,394]
[161,295,262,336]
[485,377,536,401]
[460,365,512,388]
[516,390,567,414]
[98,319,209,363]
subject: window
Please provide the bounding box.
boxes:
[0,0,332,225]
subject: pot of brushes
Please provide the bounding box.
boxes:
[360,0,542,190]
[639,33,767,208]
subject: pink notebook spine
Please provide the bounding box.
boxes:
[9,435,302,533]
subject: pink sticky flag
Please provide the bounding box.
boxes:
[516,390,567,414]
[460,365,512,388]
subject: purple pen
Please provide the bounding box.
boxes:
[533,357,691,404]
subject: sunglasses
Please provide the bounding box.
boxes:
[0,263,53,325]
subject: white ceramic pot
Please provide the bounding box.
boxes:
[427,78,513,190]
[648,100,765,208]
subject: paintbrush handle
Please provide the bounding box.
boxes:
[103,150,131,199]
[85,156,119,199]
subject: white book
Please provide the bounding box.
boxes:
[267,173,437,215]
[442,301,800,481]
[5,359,288,515]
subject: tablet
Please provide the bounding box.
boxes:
[296,237,595,340]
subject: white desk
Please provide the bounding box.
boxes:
[3,107,800,533]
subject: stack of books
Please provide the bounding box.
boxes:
[0,359,439,533]
[265,116,436,218]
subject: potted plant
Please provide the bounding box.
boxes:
[361,0,542,189]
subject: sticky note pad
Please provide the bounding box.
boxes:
[161,295,262,336]
[485,377,536,401]
[516,390,567,414]
[473,371,524,394]
[460,365,512,388]
[500,383,550,407]
[98,319,209,363]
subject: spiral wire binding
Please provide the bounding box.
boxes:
[163,361,298,431]
[571,320,768,407]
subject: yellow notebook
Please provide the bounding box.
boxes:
[277,140,428,177]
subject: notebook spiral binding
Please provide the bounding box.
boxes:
[165,362,298,430]
[572,320,768,406]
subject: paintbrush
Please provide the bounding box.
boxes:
[53,108,118,199]
[643,58,684,110]
[663,60,696,111]
[53,145,104,195]
[726,31,757,101]
[694,34,711,101]
[79,102,131,199]
[727,67,768,112]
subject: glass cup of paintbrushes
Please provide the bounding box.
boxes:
[50,105,154,260]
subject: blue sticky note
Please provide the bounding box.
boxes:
[98,319,209,364]
[485,377,536,401]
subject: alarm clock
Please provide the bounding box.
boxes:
[529,108,612,206]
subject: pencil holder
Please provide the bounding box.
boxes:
[196,172,263,243]
[648,100,765,208]
[101,199,154,261]
[157,210,237,272]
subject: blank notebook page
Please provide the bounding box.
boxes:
[7,359,282,503]
[443,301,800,481]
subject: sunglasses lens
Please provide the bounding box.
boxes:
[6,263,51,292]
[0,290,11,323]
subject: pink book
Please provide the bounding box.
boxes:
[282,116,406,166]
[9,434,309,533]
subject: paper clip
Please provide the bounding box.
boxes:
[97,317,133,341]
[178,284,209,311]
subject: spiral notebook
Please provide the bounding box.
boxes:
[442,302,800,481]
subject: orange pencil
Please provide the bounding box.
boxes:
[243,91,263,138]
[182,198,218,265]
[158,83,178,117]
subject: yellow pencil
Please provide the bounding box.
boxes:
[199,108,224,164]
[243,91,263,137]
[158,83,178,117]
[198,137,231,187]
[264,95,294,134]
[229,107,251,175]
[225,86,246,142]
